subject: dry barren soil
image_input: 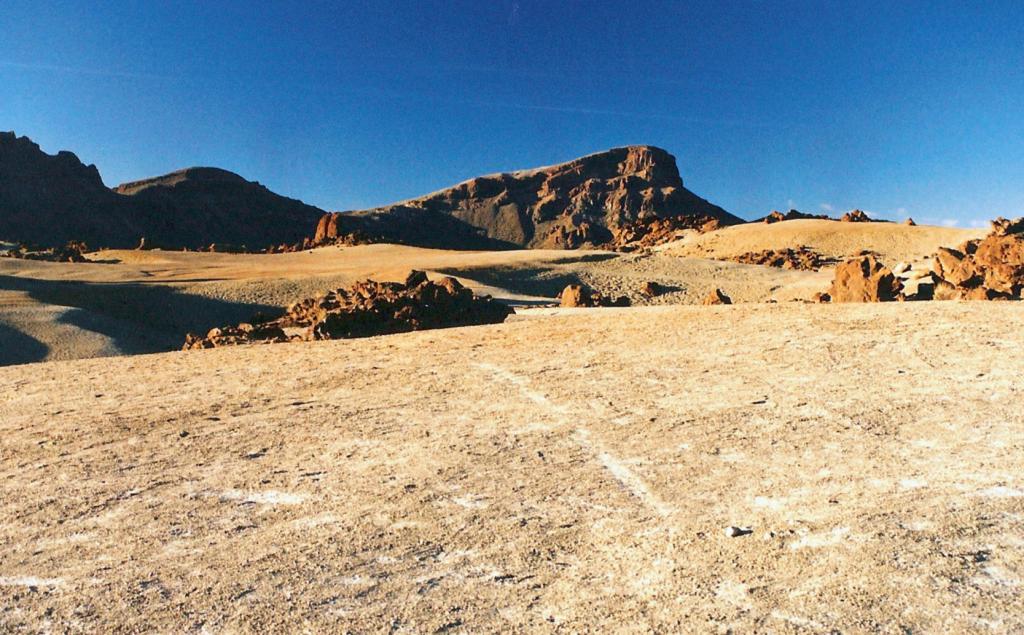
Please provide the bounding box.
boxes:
[0,244,826,365]
[662,218,984,264]
[2,302,1022,632]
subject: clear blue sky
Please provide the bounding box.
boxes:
[2,1,1022,225]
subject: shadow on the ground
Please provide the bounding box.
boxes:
[436,265,586,298]
[0,322,49,365]
[0,275,282,359]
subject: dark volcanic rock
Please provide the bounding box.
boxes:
[727,247,834,271]
[314,146,741,251]
[0,132,324,249]
[183,272,513,349]
[760,209,832,223]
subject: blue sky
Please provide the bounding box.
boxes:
[2,1,1022,225]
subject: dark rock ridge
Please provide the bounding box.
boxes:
[183,271,513,348]
[0,132,324,249]
[313,146,741,250]
[727,247,834,271]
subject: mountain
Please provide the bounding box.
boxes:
[314,145,741,250]
[112,167,324,249]
[0,132,324,249]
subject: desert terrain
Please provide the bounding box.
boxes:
[2,302,1023,632]
[0,221,983,366]
[2,131,1022,631]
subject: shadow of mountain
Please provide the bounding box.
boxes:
[0,322,49,365]
[0,275,281,356]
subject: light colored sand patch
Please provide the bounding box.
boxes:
[977,486,1024,498]
[0,576,64,587]
[789,527,851,550]
[770,610,827,630]
[474,362,568,414]
[219,490,306,505]
[575,429,673,517]
[715,580,752,609]
[900,478,928,490]
[451,495,489,510]
[753,496,785,510]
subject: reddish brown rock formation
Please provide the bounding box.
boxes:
[840,209,874,223]
[639,281,666,297]
[312,146,740,251]
[928,217,1024,300]
[904,218,917,226]
[183,272,513,349]
[727,247,833,271]
[558,284,630,308]
[609,215,722,251]
[760,209,832,224]
[702,288,732,305]
[828,255,903,302]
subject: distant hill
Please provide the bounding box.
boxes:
[0,132,324,249]
[314,145,741,249]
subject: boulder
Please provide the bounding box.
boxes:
[558,284,630,308]
[927,217,1024,300]
[639,281,665,297]
[828,255,902,302]
[702,288,732,305]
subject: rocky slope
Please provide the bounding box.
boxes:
[0,132,324,249]
[314,146,741,250]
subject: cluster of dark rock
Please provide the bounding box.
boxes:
[824,217,1024,303]
[761,208,908,225]
[761,209,832,223]
[183,271,513,349]
[0,240,90,263]
[608,215,723,251]
[728,247,834,271]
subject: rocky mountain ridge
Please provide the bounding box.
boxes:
[314,145,741,250]
[0,132,324,249]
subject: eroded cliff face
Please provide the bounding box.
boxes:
[315,146,740,250]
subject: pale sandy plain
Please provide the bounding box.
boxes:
[2,221,1021,632]
[1,303,1023,632]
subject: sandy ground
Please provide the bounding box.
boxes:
[662,219,986,264]
[1,302,1022,632]
[0,245,825,366]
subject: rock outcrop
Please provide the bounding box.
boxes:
[840,209,875,223]
[761,209,831,223]
[727,247,833,271]
[702,288,732,305]
[0,132,324,249]
[313,146,741,251]
[0,240,90,263]
[183,272,513,349]
[558,284,630,308]
[828,255,903,302]
[928,217,1024,300]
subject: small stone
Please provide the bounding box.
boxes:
[725,526,752,538]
